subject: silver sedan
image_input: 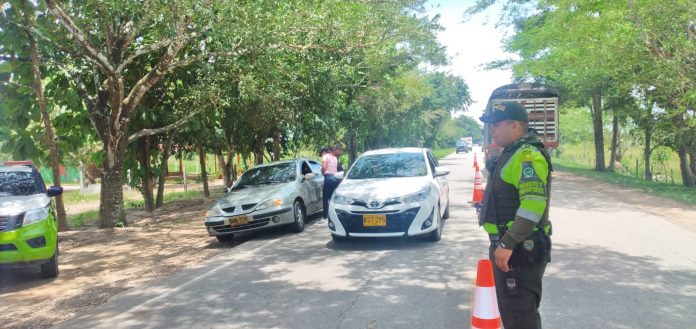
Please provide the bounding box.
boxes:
[203,159,324,242]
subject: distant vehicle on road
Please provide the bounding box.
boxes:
[327,148,450,242]
[203,159,324,243]
[482,83,559,160]
[456,139,471,154]
[0,161,63,278]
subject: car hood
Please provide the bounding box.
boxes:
[214,183,293,209]
[335,177,430,201]
[0,194,51,215]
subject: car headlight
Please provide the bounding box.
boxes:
[255,199,283,211]
[205,208,224,219]
[23,207,50,225]
[332,194,357,205]
[399,187,432,204]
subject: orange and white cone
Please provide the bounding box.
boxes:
[471,259,501,329]
[473,152,479,169]
[472,166,484,205]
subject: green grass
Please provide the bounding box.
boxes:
[67,210,100,227]
[66,190,205,228]
[557,143,682,184]
[553,157,696,205]
[433,148,455,160]
[62,190,102,204]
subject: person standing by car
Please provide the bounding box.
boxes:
[478,101,553,329]
[319,144,342,224]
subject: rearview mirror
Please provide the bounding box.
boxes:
[47,186,63,197]
[434,167,450,177]
[303,173,316,181]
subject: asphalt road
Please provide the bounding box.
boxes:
[55,150,696,329]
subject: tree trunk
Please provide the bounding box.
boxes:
[229,152,237,182]
[272,130,281,161]
[99,138,128,228]
[20,0,68,231]
[643,125,652,180]
[199,144,210,198]
[255,135,265,165]
[218,151,234,188]
[677,144,696,187]
[349,131,358,167]
[137,136,155,212]
[217,152,229,187]
[591,90,606,171]
[156,132,176,208]
[608,112,619,171]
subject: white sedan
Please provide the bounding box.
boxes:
[327,148,450,242]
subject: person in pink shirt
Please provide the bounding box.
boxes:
[318,144,342,223]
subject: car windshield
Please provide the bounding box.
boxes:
[347,153,427,179]
[456,140,468,147]
[0,171,41,197]
[233,162,296,189]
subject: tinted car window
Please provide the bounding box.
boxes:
[348,153,427,179]
[0,171,41,197]
[233,162,296,189]
[309,161,322,175]
[426,152,437,174]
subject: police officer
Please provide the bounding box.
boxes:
[479,101,553,329]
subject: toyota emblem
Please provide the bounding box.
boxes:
[369,201,380,208]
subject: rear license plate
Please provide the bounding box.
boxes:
[229,216,249,226]
[363,214,387,227]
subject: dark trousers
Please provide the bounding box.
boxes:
[322,175,339,218]
[489,243,548,329]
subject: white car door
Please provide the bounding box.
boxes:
[427,151,449,213]
[307,160,325,212]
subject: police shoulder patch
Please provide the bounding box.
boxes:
[523,166,535,178]
[523,240,535,251]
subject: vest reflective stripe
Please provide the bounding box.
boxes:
[485,221,551,235]
[483,222,499,234]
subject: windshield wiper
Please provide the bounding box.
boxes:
[258,180,284,185]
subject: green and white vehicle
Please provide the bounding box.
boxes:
[0,161,63,278]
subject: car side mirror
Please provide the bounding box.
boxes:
[434,167,450,177]
[303,173,316,181]
[334,171,345,180]
[47,186,63,197]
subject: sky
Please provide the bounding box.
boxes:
[425,0,515,120]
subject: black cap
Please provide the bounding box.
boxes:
[479,101,528,123]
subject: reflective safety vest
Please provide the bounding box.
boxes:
[479,134,552,236]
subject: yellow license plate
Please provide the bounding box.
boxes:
[229,216,249,226]
[363,214,387,227]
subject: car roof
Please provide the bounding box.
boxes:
[0,165,34,173]
[360,148,426,156]
[249,158,317,169]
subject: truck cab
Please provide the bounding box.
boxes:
[0,161,63,278]
[482,83,559,160]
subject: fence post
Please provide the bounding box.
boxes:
[183,163,188,192]
[635,159,639,179]
[671,169,674,185]
[127,169,132,195]
[79,167,85,195]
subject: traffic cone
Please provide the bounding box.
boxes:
[471,259,501,329]
[472,166,484,205]
[473,152,479,169]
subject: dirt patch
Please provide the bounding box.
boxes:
[0,196,239,329]
[555,171,696,234]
